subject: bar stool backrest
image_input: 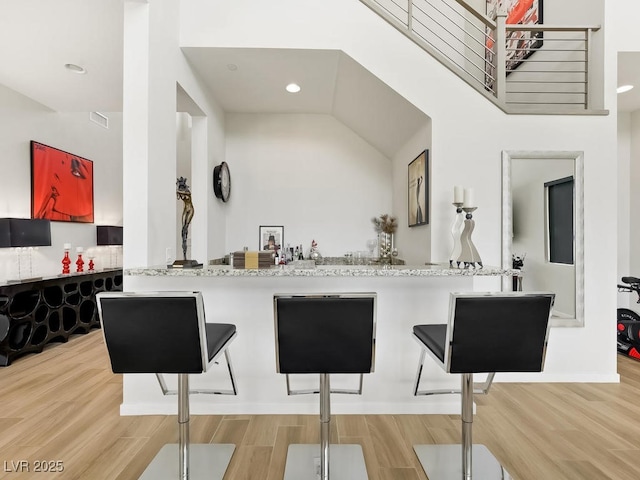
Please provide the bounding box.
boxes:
[445,292,555,374]
[96,291,208,375]
[274,293,376,374]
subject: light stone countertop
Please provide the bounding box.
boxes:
[125,263,519,277]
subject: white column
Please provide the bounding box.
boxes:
[123,0,180,268]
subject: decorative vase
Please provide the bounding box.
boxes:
[378,233,393,265]
[309,248,323,265]
[76,254,84,273]
[61,250,71,275]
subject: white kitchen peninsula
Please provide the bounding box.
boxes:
[122,264,516,416]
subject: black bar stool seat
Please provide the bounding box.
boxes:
[97,291,238,480]
[412,292,554,480]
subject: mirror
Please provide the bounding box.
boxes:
[502,151,584,327]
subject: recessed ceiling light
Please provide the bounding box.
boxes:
[617,84,634,94]
[227,64,238,71]
[286,83,301,93]
[64,63,86,74]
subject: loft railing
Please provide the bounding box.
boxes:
[359,0,602,114]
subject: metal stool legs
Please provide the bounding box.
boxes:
[178,374,189,479]
[283,374,369,480]
[138,373,235,480]
[413,373,512,480]
[320,373,330,480]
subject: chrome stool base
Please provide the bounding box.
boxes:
[283,444,368,480]
[413,444,512,480]
[139,444,235,480]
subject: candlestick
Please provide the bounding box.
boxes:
[449,202,464,267]
[458,207,482,269]
[61,245,71,275]
[76,253,84,273]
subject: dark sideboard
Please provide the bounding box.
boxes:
[0,269,123,366]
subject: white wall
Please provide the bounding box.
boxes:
[0,83,123,281]
[176,0,619,381]
[618,113,632,309]
[392,122,432,265]
[224,113,392,256]
[631,111,640,282]
[610,0,640,312]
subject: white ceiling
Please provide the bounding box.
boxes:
[0,0,637,142]
[182,47,429,158]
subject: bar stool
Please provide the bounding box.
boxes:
[274,293,377,480]
[412,291,554,480]
[96,291,238,480]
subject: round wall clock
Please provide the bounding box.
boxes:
[213,161,231,202]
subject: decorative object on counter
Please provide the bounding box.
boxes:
[0,218,51,281]
[232,251,273,269]
[449,187,482,269]
[408,150,429,227]
[87,248,95,272]
[366,238,377,262]
[449,198,464,267]
[259,225,284,252]
[512,253,525,291]
[459,206,482,269]
[372,214,398,266]
[0,218,51,248]
[172,177,201,269]
[96,226,122,269]
[76,247,84,273]
[30,141,94,223]
[62,243,71,275]
[309,239,323,265]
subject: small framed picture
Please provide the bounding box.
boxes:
[408,150,429,227]
[259,225,284,252]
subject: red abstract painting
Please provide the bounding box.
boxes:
[31,141,94,223]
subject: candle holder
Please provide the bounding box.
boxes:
[76,248,85,273]
[458,207,483,269]
[449,202,464,267]
[61,246,71,275]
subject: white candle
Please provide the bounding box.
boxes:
[64,243,71,250]
[454,185,464,203]
[463,188,475,208]
[76,246,83,253]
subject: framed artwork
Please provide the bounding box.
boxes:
[259,225,284,252]
[31,141,94,223]
[485,0,543,89]
[408,150,428,227]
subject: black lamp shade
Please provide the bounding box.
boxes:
[97,226,123,246]
[0,218,52,247]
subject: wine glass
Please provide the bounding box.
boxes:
[366,238,377,263]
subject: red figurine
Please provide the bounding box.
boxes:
[76,254,84,273]
[88,258,95,271]
[61,250,71,275]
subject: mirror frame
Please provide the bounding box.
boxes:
[502,150,584,327]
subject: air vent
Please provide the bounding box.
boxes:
[90,111,109,129]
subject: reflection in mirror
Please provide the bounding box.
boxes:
[502,151,584,327]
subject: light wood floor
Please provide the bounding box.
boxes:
[1,331,640,480]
